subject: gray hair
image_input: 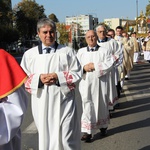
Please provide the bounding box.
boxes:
[37,18,56,32]
[95,24,106,32]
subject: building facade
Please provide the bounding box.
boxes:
[104,18,122,30]
[65,14,98,35]
[65,14,98,48]
[104,15,150,34]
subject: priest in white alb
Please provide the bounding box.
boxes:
[77,30,117,142]
[21,18,82,150]
[96,24,122,110]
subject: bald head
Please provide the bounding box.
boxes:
[85,30,98,47]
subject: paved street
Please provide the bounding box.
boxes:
[20,56,150,150]
[81,58,150,150]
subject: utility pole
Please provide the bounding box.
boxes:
[136,0,138,33]
[136,0,138,18]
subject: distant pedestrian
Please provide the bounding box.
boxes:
[122,31,134,80]
[130,32,140,63]
[142,31,150,63]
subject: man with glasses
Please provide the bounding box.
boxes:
[96,25,122,108]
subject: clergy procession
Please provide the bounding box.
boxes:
[1,17,150,150]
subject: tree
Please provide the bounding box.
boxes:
[0,0,12,25]
[13,0,46,40]
[48,13,59,22]
[0,0,19,49]
[56,23,68,44]
[145,2,150,17]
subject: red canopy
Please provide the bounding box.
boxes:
[0,49,27,98]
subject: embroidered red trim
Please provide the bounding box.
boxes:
[25,74,34,93]
[63,71,75,90]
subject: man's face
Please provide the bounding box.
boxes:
[96,27,106,40]
[116,29,122,36]
[107,31,115,38]
[85,30,97,47]
[122,33,127,38]
[131,33,136,38]
[38,25,56,46]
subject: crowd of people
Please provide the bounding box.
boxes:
[0,18,150,150]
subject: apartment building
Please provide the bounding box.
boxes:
[104,18,123,30]
[65,14,98,35]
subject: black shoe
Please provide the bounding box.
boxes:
[147,60,150,63]
[109,112,113,118]
[120,88,124,93]
[109,110,114,118]
[116,85,120,98]
[81,133,92,142]
[100,128,107,136]
[125,78,129,80]
[118,81,122,91]
[114,103,120,109]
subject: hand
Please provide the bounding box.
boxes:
[40,73,58,85]
[83,63,95,72]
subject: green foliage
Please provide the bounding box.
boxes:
[56,23,68,44]
[0,0,19,48]
[0,25,19,48]
[145,4,150,17]
[0,0,61,48]
[13,0,46,40]
[48,13,59,22]
[0,0,12,25]
[0,26,19,43]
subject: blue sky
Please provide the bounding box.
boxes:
[12,0,149,23]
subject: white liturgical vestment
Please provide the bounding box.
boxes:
[77,46,116,134]
[21,44,82,150]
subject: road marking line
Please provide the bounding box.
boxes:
[23,121,38,134]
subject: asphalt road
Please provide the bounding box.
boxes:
[14,56,150,150]
[81,59,150,150]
